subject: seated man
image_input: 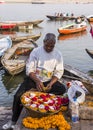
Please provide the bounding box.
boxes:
[2,33,66,130]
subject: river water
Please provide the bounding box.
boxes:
[0,3,93,106]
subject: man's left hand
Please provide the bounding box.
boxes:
[44,83,52,92]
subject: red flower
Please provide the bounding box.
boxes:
[55,106,60,110]
[31,97,37,101]
[48,102,54,106]
[40,94,46,99]
[45,106,49,110]
[57,100,62,105]
[43,97,48,102]
[46,94,51,98]
[61,97,69,105]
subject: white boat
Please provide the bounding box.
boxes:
[0,36,12,57]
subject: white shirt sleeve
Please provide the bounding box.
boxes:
[53,52,64,79]
[26,49,37,76]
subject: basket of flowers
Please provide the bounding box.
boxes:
[21,91,69,117]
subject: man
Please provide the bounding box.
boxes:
[2,33,66,130]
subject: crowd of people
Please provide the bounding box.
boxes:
[55,12,74,17]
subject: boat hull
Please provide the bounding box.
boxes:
[46,15,64,20]
[11,33,41,43]
[58,25,87,35]
[46,15,76,21]
[85,49,93,59]
[0,23,16,30]
[88,18,93,22]
[1,40,36,75]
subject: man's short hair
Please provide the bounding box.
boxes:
[44,33,56,43]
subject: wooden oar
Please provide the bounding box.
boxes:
[63,74,93,85]
[28,39,38,47]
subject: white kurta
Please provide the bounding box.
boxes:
[26,46,64,82]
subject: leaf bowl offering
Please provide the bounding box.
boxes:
[21,91,69,117]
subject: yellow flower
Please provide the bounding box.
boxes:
[22,112,71,130]
[47,72,52,78]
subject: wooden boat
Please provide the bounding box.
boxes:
[87,15,93,22]
[3,21,33,26]
[0,19,43,30]
[14,19,43,27]
[46,15,64,20]
[0,22,16,30]
[17,24,33,30]
[58,23,87,35]
[85,48,93,59]
[11,33,41,43]
[29,19,43,26]
[63,64,93,94]
[46,15,77,21]
[58,30,87,40]
[0,21,33,31]
[31,2,45,4]
[1,40,37,75]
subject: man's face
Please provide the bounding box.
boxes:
[44,41,55,53]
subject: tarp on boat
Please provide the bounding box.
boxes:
[0,36,12,56]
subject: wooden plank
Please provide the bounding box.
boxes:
[71,122,80,130]
[80,120,93,130]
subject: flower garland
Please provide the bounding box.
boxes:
[22,110,71,130]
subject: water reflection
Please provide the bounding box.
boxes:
[0,30,16,35]
[87,70,93,79]
[58,30,87,41]
[2,71,25,93]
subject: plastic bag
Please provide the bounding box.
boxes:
[67,80,86,104]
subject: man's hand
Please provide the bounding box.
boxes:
[44,82,52,92]
[36,80,44,92]
[29,72,44,92]
[44,76,58,92]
